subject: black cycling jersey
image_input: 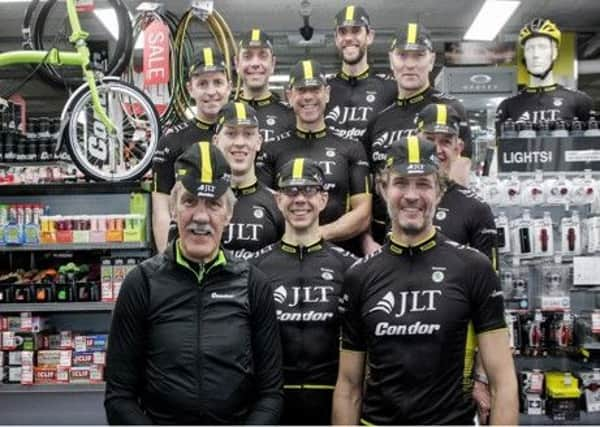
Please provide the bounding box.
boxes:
[256,127,371,228]
[434,181,498,266]
[238,92,295,144]
[325,68,397,141]
[495,84,594,135]
[362,86,472,174]
[341,231,506,425]
[223,181,285,259]
[152,119,216,194]
[251,239,357,425]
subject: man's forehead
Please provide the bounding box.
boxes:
[524,36,553,47]
[424,131,456,141]
[190,71,228,82]
[220,123,259,132]
[240,46,272,55]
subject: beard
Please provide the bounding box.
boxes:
[341,45,366,66]
[387,202,434,236]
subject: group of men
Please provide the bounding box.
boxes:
[102,5,596,425]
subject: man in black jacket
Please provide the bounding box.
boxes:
[105,142,283,425]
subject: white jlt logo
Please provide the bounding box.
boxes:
[288,286,334,307]
[223,223,263,243]
[336,106,372,124]
[395,290,442,318]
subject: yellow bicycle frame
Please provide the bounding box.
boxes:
[0,0,115,133]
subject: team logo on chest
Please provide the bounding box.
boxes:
[432,271,445,283]
[553,97,563,107]
[435,209,447,221]
[254,207,264,219]
[366,92,376,103]
[326,149,336,158]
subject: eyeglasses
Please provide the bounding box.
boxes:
[280,186,322,198]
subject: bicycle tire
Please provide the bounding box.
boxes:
[32,0,133,89]
[65,79,160,182]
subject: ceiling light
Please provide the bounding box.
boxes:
[464,0,520,41]
[94,8,119,41]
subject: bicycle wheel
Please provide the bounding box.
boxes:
[65,80,160,182]
[32,0,133,89]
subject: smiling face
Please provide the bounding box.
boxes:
[236,47,276,92]
[286,85,330,127]
[276,186,328,231]
[383,171,441,239]
[334,25,373,65]
[186,71,232,121]
[174,184,234,263]
[214,124,262,177]
[389,48,435,93]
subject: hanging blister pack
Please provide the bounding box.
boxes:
[521,171,546,207]
[533,212,555,257]
[539,264,571,311]
[545,173,572,206]
[511,210,534,258]
[501,266,529,310]
[571,171,597,206]
[561,211,582,256]
[495,212,511,254]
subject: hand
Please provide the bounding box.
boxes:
[472,379,491,425]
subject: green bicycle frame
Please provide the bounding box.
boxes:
[0,0,115,133]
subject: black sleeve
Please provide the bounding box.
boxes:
[469,201,498,269]
[246,266,284,425]
[360,117,376,172]
[451,100,472,158]
[494,99,509,137]
[255,145,276,190]
[104,267,153,425]
[575,91,594,122]
[348,141,372,196]
[341,263,367,352]
[152,134,177,194]
[468,255,506,334]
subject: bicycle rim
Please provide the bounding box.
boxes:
[67,81,160,182]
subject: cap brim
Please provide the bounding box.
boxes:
[179,176,230,199]
[392,43,430,52]
[389,163,438,176]
[220,118,259,128]
[278,178,323,188]
[336,20,367,28]
[189,65,226,76]
[240,40,273,50]
[422,123,459,135]
[290,78,326,88]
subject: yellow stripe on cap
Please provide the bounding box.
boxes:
[234,102,247,120]
[407,23,418,44]
[407,136,421,164]
[203,48,214,67]
[292,158,305,180]
[199,142,213,183]
[345,5,355,21]
[302,60,313,80]
[436,104,448,126]
[251,29,260,41]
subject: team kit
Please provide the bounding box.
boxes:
[99,3,598,426]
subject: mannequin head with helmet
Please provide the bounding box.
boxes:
[519,18,562,87]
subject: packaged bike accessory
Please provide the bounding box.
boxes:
[495,212,511,254]
[501,267,529,310]
[546,173,572,206]
[580,369,600,412]
[520,369,544,415]
[533,212,555,257]
[571,171,597,206]
[545,371,581,421]
[523,309,546,357]
[548,310,574,351]
[539,264,571,311]
[521,173,546,206]
[561,211,582,256]
[483,177,503,206]
[511,210,534,258]
[502,175,522,206]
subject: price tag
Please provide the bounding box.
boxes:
[20,312,32,332]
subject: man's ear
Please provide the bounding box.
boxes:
[274,191,285,214]
[318,191,329,213]
[366,28,375,46]
[428,51,436,73]
[551,42,559,61]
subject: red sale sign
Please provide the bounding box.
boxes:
[143,21,170,86]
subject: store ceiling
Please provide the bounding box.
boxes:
[0,0,599,115]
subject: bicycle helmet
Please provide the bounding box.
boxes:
[519,18,561,48]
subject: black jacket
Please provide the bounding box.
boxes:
[104,241,284,425]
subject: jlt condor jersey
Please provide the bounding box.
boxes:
[251,239,357,425]
[222,181,284,260]
[325,68,397,141]
[362,86,472,174]
[341,232,506,425]
[238,92,295,144]
[256,128,371,227]
[495,84,593,135]
[434,181,498,266]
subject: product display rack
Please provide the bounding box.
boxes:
[0,181,151,425]
[483,134,600,424]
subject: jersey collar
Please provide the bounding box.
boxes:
[193,117,216,130]
[295,126,328,140]
[280,238,324,257]
[239,91,278,107]
[339,67,370,83]
[525,84,558,93]
[396,85,431,107]
[232,180,259,197]
[388,229,437,256]
[173,239,227,283]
